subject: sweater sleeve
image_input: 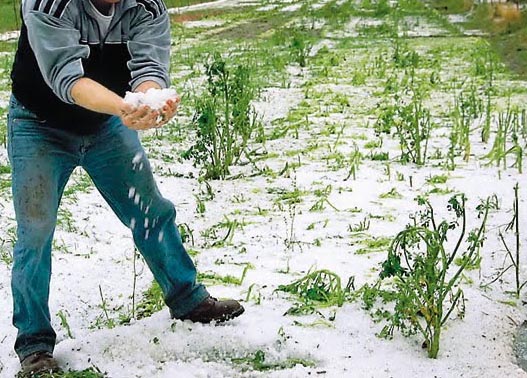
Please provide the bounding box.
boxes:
[23,0,89,104]
[127,0,171,91]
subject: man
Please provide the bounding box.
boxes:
[8,0,244,375]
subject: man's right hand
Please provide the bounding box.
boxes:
[120,103,161,130]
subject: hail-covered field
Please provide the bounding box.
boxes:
[1,0,527,377]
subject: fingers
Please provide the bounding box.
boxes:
[121,105,159,130]
[155,96,181,127]
[121,95,181,130]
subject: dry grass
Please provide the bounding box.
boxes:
[493,3,522,24]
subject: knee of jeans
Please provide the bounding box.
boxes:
[149,197,176,224]
[17,215,56,247]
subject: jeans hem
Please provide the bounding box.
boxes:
[167,284,210,318]
[17,343,54,362]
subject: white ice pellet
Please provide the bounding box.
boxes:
[130,218,136,230]
[139,162,144,171]
[124,88,178,110]
[145,230,150,240]
[134,193,141,205]
[132,152,143,164]
[128,187,136,199]
[158,231,164,243]
[144,218,149,228]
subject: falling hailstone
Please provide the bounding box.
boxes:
[124,88,178,110]
[132,152,143,165]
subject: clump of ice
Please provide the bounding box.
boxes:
[124,88,178,110]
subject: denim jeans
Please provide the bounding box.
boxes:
[7,95,209,360]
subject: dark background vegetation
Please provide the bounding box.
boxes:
[432,0,527,79]
[1,0,527,79]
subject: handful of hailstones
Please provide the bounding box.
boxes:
[124,88,178,110]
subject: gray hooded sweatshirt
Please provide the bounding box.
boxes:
[11,0,171,134]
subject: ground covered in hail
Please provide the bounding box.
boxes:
[1,0,527,377]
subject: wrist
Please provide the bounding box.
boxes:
[134,81,163,94]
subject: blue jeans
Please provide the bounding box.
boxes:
[7,95,209,360]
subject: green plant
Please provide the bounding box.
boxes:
[484,105,524,173]
[135,281,165,320]
[202,215,246,247]
[178,223,195,246]
[449,85,483,163]
[290,29,313,68]
[345,142,362,180]
[374,90,432,165]
[393,94,432,165]
[378,194,495,358]
[310,185,339,212]
[348,217,371,233]
[483,184,524,297]
[231,350,315,372]
[277,269,354,314]
[379,187,402,199]
[184,54,261,179]
[23,367,107,378]
[57,310,74,339]
[199,264,251,286]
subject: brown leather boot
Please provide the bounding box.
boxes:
[172,297,245,323]
[18,351,60,377]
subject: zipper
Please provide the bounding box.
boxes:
[102,1,135,45]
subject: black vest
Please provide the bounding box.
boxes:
[11,21,132,134]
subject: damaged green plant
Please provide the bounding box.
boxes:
[277,269,354,315]
[184,54,261,179]
[378,194,494,358]
[483,183,524,298]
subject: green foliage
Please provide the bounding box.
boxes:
[198,264,252,286]
[356,236,392,255]
[231,350,315,372]
[0,0,20,33]
[376,194,495,358]
[483,105,525,173]
[277,269,354,315]
[183,54,261,179]
[483,185,525,298]
[379,188,402,199]
[448,85,483,164]
[17,367,106,378]
[135,281,165,320]
[426,174,448,184]
[290,30,313,68]
[57,310,74,339]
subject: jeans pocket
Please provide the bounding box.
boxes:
[10,96,46,125]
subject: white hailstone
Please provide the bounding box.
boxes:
[158,231,164,243]
[130,218,136,230]
[144,218,149,228]
[134,193,141,205]
[132,152,143,164]
[124,88,178,110]
[128,187,136,199]
[145,230,150,240]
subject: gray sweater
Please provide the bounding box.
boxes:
[11,0,171,133]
